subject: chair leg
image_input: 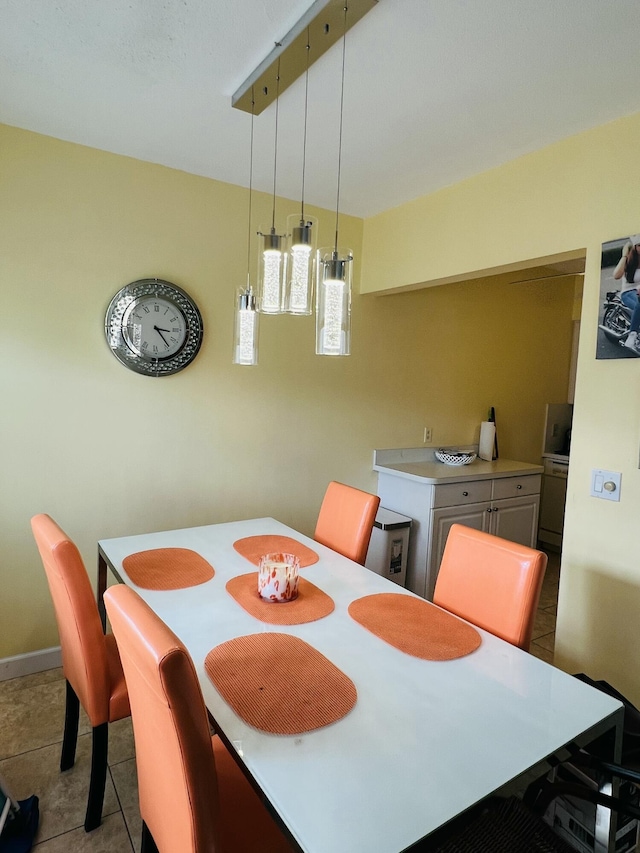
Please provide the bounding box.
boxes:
[84,723,108,832]
[141,821,160,853]
[60,680,80,771]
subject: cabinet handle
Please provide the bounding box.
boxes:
[517,484,522,490]
[493,506,499,512]
[462,491,469,497]
[486,507,492,513]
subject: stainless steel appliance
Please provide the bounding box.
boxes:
[364,507,411,587]
[543,403,573,457]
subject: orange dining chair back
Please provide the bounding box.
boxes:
[103,584,292,853]
[433,523,547,652]
[30,514,130,832]
[314,481,380,565]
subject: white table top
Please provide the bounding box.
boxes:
[99,518,622,853]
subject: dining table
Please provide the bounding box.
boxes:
[97,517,623,853]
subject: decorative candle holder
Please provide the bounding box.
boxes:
[258,553,300,603]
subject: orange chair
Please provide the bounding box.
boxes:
[433,523,547,652]
[314,481,380,565]
[30,514,130,832]
[103,584,293,853]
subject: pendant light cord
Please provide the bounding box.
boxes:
[300,30,311,221]
[334,5,348,253]
[271,57,281,232]
[246,89,255,287]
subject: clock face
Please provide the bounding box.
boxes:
[122,296,187,360]
[105,279,203,376]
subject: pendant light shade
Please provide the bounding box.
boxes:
[233,285,259,365]
[257,58,286,316]
[233,91,259,366]
[315,5,352,356]
[284,28,315,316]
[285,213,317,314]
[316,248,352,356]
[257,227,286,313]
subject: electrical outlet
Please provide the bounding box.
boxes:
[423,427,432,444]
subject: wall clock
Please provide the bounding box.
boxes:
[105,278,203,377]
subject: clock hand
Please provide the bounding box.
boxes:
[153,325,171,347]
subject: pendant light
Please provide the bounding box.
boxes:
[257,60,286,314]
[233,93,259,365]
[316,5,352,357]
[285,31,316,315]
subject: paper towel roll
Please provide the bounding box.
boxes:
[479,421,496,461]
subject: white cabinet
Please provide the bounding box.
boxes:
[490,493,540,542]
[429,478,540,600]
[375,462,541,601]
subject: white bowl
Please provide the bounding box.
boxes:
[434,450,477,466]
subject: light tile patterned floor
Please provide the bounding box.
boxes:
[0,668,139,852]
[529,549,560,665]
[0,551,559,852]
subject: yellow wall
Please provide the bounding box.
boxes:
[0,123,572,659]
[363,111,640,704]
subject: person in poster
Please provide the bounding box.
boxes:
[613,234,640,351]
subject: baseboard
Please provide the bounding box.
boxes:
[0,647,62,682]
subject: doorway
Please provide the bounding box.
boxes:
[506,252,585,662]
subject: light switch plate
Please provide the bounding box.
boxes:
[590,469,621,502]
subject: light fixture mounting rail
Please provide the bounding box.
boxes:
[232,0,377,115]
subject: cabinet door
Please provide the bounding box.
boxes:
[427,503,490,600]
[489,495,539,548]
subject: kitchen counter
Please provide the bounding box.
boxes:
[373,447,543,485]
[372,447,543,599]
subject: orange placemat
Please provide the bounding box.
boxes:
[348,593,481,661]
[233,535,319,567]
[204,633,356,735]
[226,573,334,624]
[122,548,214,590]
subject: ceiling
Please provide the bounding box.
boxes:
[2,0,640,219]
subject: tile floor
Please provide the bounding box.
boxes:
[530,548,560,665]
[0,669,139,851]
[0,550,560,852]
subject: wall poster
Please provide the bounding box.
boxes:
[598,234,640,358]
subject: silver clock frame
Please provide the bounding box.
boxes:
[105,278,203,377]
